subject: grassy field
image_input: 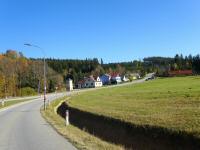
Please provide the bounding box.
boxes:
[69,76,200,138]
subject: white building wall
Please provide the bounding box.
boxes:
[94,81,102,87]
[66,79,73,91]
[84,79,102,88]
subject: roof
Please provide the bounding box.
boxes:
[78,75,98,84]
[89,75,101,81]
[169,70,193,76]
[78,80,85,84]
[110,73,120,78]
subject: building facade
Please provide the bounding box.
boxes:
[66,79,73,91]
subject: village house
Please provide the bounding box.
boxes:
[168,70,193,77]
[100,74,111,85]
[78,76,102,88]
[110,73,122,84]
[129,73,141,80]
[121,75,129,82]
[77,80,85,89]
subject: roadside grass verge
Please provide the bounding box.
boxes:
[0,98,36,109]
[41,97,124,150]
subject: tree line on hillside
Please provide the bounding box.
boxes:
[45,54,200,83]
[0,50,63,98]
[143,54,200,76]
[44,58,145,84]
[1,50,200,98]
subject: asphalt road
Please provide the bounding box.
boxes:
[0,73,155,150]
[0,93,77,150]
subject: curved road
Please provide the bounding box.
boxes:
[0,73,154,150]
[0,93,77,150]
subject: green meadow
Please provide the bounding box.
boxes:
[69,76,200,137]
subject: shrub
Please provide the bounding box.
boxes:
[21,87,37,96]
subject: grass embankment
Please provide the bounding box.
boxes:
[0,98,35,109]
[41,97,123,150]
[42,76,200,149]
[69,76,200,137]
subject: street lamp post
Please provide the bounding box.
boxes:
[24,43,47,110]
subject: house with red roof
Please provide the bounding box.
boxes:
[168,70,193,76]
[110,73,122,84]
[77,76,102,88]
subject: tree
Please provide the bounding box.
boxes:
[192,55,200,74]
[116,64,125,75]
[100,58,104,65]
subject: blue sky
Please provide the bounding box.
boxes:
[0,0,200,63]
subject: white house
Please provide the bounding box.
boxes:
[94,76,103,87]
[111,74,122,84]
[78,76,102,88]
[121,75,129,82]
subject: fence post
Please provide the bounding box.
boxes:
[66,110,69,126]
[1,99,4,107]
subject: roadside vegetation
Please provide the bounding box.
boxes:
[0,50,63,98]
[0,98,35,109]
[69,76,200,137]
[1,49,200,99]
[41,97,123,150]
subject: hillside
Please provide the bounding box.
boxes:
[69,76,200,137]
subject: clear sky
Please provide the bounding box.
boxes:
[0,0,200,63]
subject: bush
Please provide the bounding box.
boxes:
[21,87,37,96]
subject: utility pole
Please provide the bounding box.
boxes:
[24,43,47,110]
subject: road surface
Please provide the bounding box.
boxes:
[0,93,77,150]
[0,73,155,150]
